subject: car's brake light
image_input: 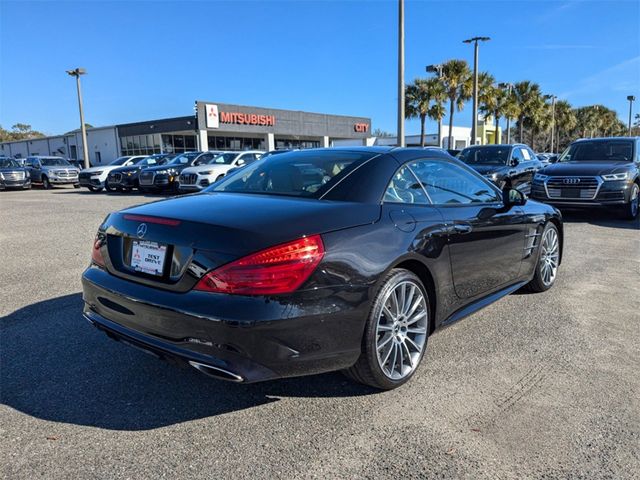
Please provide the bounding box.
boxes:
[194,235,324,295]
[123,214,181,226]
[91,236,105,267]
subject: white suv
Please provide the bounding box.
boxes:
[178,150,264,192]
[78,155,148,192]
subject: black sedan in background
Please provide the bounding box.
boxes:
[458,144,543,193]
[0,158,31,190]
[138,151,218,193]
[107,153,176,192]
[82,148,562,390]
[531,137,639,219]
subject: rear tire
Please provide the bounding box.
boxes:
[621,183,639,220]
[344,269,430,390]
[42,176,51,189]
[524,222,560,293]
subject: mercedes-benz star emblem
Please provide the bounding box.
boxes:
[136,223,148,238]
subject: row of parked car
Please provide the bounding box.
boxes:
[2,137,638,220]
[77,150,266,194]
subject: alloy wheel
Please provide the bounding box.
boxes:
[375,280,428,380]
[539,227,559,287]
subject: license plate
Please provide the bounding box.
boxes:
[131,240,167,276]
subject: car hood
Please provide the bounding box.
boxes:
[466,164,506,175]
[83,165,119,173]
[181,164,231,175]
[111,165,141,174]
[541,161,633,176]
[143,164,188,173]
[116,193,382,256]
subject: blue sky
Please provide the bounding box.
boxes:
[1,0,638,136]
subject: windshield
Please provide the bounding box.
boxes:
[559,140,634,162]
[0,159,20,168]
[169,152,200,165]
[40,157,71,166]
[458,146,510,165]
[208,150,376,198]
[208,153,238,165]
[109,156,132,166]
[140,155,172,167]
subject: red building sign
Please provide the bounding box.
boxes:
[220,112,276,127]
[354,123,369,133]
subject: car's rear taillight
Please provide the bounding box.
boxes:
[194,235,324,295]
[91,236,105,267]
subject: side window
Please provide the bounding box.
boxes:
[199,154,213,164]
[410,160,501,205]
[383,165,430,204]
[511,148,525,163]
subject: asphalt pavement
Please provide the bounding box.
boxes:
[1,187,639,479]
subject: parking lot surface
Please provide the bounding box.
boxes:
[1,188,639,479]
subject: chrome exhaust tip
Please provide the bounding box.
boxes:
[188,360,244,383]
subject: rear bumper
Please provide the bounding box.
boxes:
[81,266,368,383]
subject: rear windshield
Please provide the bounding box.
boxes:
[458,146,510,165]
[560,140,634,162]
[208,150,376,198]
[208,153,237,165]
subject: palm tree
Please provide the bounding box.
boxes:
[554,100,576,151]
[424,77,446,147]
[405,79,432,147]
[440,59,472,149]
[514,81,542,143]
[502,89,520,144]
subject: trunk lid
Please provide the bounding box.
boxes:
[101,192,381,291]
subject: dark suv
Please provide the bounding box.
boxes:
[138,152,214,193]
[530,137,639,220]
[0,158,31,190]
[457,144,543,193]
[107,153,176,192]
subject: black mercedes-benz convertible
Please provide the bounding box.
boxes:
[82,147,563,389]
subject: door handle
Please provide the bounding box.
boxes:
[508,170,517,175]
[451,223,473,234]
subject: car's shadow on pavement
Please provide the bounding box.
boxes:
[1,294,375,431]
[559,208,639,230]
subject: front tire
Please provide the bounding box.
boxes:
[524,222,560,293]
[42,176,51,189]
[104,180,115,192]
[344,269,430,390]
[622,183,639,220]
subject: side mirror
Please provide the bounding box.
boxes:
[236,158,245,166]
[510,158,519,166]
[549,155,559,163]
[503,188,526,207]
[34,164,41,169]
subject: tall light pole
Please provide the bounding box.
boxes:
[498,82,514,144]
[66,68,90,169]
[545,94,557,152]
[627,95,636,136]
[397,0,405,147]
[463,36,490,145]
[426,63,443,147]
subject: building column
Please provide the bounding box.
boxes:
[265,133,275,151]
[197,129,208,151]
[321,136,329,148]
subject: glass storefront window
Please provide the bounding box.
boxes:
[120,134,196,156]
[207,136,266,151]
